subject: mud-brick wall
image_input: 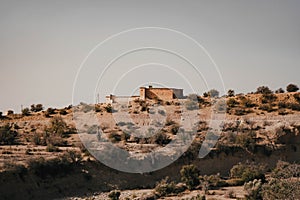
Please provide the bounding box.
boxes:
[146,88,174,100]
[172,88,183,99]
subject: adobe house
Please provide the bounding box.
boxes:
[106,86,183,103]
[140,86,183,101]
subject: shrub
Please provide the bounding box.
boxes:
[108,190,121,200]
[259,104,274,112]
[293,93,300,103]
[261,93,277,104]
[227,98,238,108]
[234,108,246,116]
[108,131,122,143]
[105,104,113,113]
[45,116,68,137]
[275,88,285,93]
[230,163,265,183]
[7,110,14,115]
[271,161,300,179]
[256,86,272,94]
[22,108,30,116]
[180,164,200,189]
[235,131,256,150]
[203,92,209,97]
[151,131,170,145]
[27,156,74,179]
[240,97,256,108]
[288,103,300,111]
[0,124,18,145]
[59,109,68,115]
[278,101,287,109]
[171,124,180,135]
[286,83,299,92]
[154,177,177,197]
[45,107,55,117]
[227,89,235,97]
[244,179,263,200]
[46,143,60,152]
[262,178,300,200]
[30,104,44,112]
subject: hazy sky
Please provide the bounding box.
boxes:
[1,1,299,113]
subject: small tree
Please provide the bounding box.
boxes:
[256,86,272,94]
[22,108,30,116]
[180,164,200,189]
[275,88,285,94]
[7,110,14,115]
[45,116,68,137]
[286,83,299,92]
[31,104,44,112]
[227,89,235,97]
[35,104,44,112]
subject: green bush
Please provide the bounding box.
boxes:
[0,124,18,145]
[180,164,200,189]
[230,163,265,183]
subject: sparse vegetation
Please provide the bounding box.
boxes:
[0,124,18,145]
[180,164,200,189]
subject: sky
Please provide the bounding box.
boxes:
[0,0,299,113]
